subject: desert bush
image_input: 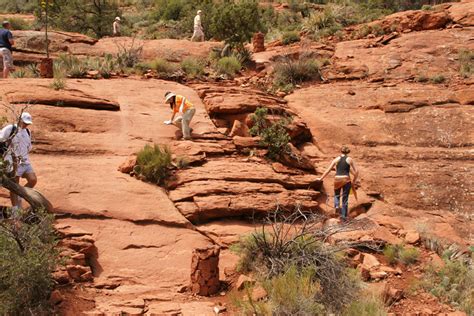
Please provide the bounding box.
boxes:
[40,0,121,38]
[430,74,446,84]
[135,144,172,185]
[343,294,387,316]
[116,39,143,69]
[209,0,262,47]
[0,16,32,30]
[459,49,474,78]
[422,258,473,314]
[282,30,301,45]
[50,75,66,91]
[216,56,241,77]
[55,54,88,78]
[180,57,204,78]
[92,54,118,78]
[232,209,363,312]
[415,74,429,83]
[26,63,41,78]
[273,57,321,91]
[265,265,326,315]
[149,58,179,75]
[232,46,254,69]
[383,244,419,265]
[0,208,59,314]
[249,107,291,160]
[11,68,27,78]
[0,0,36,13]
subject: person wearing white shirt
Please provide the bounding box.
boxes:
[191,10,204,42]
[113,17,121,37]
[0,112,36,209]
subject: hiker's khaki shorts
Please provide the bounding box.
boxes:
[0,48,13,69]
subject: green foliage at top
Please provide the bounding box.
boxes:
[215,56,241,77]
[0,0,36,13]
[208,0,262,47]
[0,16,33,30]
[459,49,474,78]
[343,294,387,316]
[249,107,291,160]
[135,144,172,185]
[181,57,205,78]
[422,258,473,314]
[0,209,59,314]
[383,244,420,265]
[273,58,321,92]
[37,0,121,38]
[265,265,325,315]
[282,30,301,45]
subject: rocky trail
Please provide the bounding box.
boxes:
[0,1,472,314]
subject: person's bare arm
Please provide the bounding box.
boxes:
[9,39,14,46]
[348,157,359,183]
[317,157,338,181]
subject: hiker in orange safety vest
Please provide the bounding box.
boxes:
[317,145,359,221]
[163,91,196,140]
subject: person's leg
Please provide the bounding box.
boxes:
[341,182,352,219]
[2,49,13,78]
[334,187,341,213]
[182,108,195,140]
[24,172,37,189]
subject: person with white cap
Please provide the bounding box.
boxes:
[164,92,196,140]
[191,10,204,42]
[0,20,15,78]
[113,17,121,37]
[0,112,36,211]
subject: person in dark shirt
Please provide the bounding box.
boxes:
[0,21,15,78]
[317,146,359,221]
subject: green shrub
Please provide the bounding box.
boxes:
[0,16,32,30]
[249,107,291,160]
[282,31,300,45]
[232,213,360,312]
[273,58,321,91]
[383,244,419,265]
[399,247,420,265]
[116,40,143,69]
[343,294,387,316]
[50,76,66,91]
[180,57,205,78]
[26,64,40,78]
[135,144,172,185]
[11,68,27,78]
[0,208,59,314]
[216,56,241,77]
[232,46,254,68]
[459,49,474,78]
[55,54,88,78]
[415,74,429,83]
[421,5,433,10]
[264,265,325,315]
[422,259,473,314]
[149,58,179,75]
[430,74,446,84]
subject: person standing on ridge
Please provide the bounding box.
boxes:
[113,17,121,37]
[0,112,36,214]
[0,21,15,78]
[163,92,196,140]
[191,10,204,42]
[317,146,359,221]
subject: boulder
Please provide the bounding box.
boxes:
[251,285,268,301]
[52,270,71,285]
[404,231,420,244]
[229,120,251,137]
[233,136,263,148]
[370,270,388,280]
[66,264,92,282]
[49,290,64,305]
[362,253,381,269]
[236,274,255,291]
[191,246,221,296]
[279,143,315,171]
[383,285,404,305]
[118,156,137,174]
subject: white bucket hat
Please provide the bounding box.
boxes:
[165,92,176,103]
[197,10,202,14]
[21,112,33,125]
[115,17,121,21]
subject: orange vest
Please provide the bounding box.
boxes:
[173,95,194,114]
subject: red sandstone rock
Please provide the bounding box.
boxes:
[405,231,421,244]
[191,246,220,296]
[229,120,251,137]
[118,156,137,174]
[383,285,404,305]
[52,270,71,285]
[362,253,381,269]
[236,274,255,291]
[49,290,64,305]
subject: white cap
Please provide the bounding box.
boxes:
[197,10,202,14]
[115,17,121,21]
[165,92,176,103]
[21,112,33,125]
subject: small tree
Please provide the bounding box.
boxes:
[209,0,262,48]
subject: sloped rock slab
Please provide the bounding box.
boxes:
[5,88,120,111]
[168,159,322,223]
